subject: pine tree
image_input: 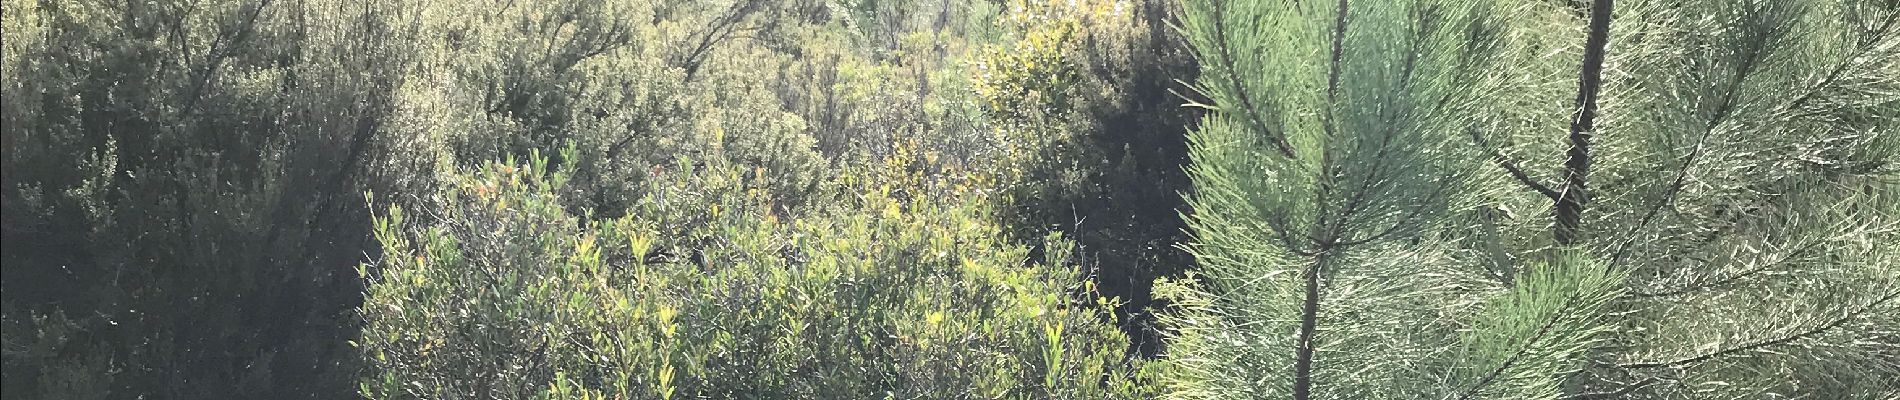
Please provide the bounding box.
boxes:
[1474,0,1900,397]
[1161,0,1900,398]
[1159,0,1623,398]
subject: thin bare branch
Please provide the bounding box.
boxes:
[1470,126,1561,201]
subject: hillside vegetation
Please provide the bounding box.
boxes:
[2,0,1895,399]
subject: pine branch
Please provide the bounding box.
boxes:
[1554,0,1612,245]
[1207,0,1297,158]
[1335,172,1456,247]
[1556,377,1657,400]
[1291,4,1354,399]
[1609,3,1788,265]
[1780,11,1898,120]
[1626,236,1830,298]
[1617,289,1900,369]
[1452,293,1574,400]
[1469,126,1560,201]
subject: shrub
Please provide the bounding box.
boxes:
[357,149,1151,399]
[973,0,1201,355]
[0,1,439,397]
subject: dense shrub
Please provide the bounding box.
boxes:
[17,1,1883,399]
[973,0,1200,355]
[0,1,437,397]
[358,149,1152,399]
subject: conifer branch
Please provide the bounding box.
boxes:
[1609,7,1783,266]
[1335,173,1456,247]
[1781,12,1897,119]
[1556,377,1657,400]
[1291,3,1354,399]
[1469,126,1561,201]
[1452,294,1574,400]
[1617,289,1900,369]
[1554,0,1612,245]
[1626,237,1830,298]
[1207,0,1296,158]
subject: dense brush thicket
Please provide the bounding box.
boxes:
[4,0,1897,399]
[357,148,1150,399]
[2,0,1189,398]
[974,0,1200,356]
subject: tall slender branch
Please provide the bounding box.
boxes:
[1554,0,1613,245]
[676,0,767,83]
[1470,126,1561,201]
[1291,2,1353,399]
[179,0,276,119]
[1325,0,1350,105]
[1291,247,1332,400]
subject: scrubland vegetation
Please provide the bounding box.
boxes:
[2,0,1896,399]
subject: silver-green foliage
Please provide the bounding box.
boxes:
[1160,0,1622,398]
[1163,0,1900,399]
[1494,0,1900,397]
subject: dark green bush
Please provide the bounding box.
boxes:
[973,0,1200,355]
[1,1,438,397]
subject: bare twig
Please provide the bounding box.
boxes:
[1470,126,1561,201]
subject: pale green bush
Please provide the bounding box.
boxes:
[358,149,1152,399]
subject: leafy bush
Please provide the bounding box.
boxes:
[973,0,1200,355]
[1,1,439,397]
[358,149,1151,399]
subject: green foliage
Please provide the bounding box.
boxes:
[417,0,828,217]
[2,0,1156,397]
[9,0,1891,398]
[358,151,1151,399]
[973,0,1201,354]
[1,0,439,397]
[1453,253,1623,399]
[1161,0,1535,397]
[1163,0,1900,399]
[1479,1,1900,397]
